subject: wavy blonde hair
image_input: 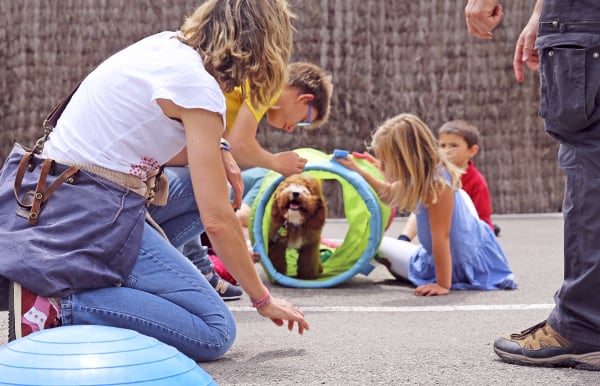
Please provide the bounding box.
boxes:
[179,0,294,108]
[369,113,462,212]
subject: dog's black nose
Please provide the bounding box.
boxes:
[292,192,299,198]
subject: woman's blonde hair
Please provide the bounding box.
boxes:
[179,0,294,109]
[370,113,462,212]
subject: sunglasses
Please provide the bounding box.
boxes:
[295,98,313,127]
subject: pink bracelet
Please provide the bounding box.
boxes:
[251,287,271,308]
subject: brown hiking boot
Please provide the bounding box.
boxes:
[494,320,600,371]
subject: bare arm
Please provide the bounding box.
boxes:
[166,143,243,210]
[225,104,307,176]
[333,155,391,196]
[465,0,544,81]
[414,186,454,296]
[156,98,309,334]
[513,0,543,82]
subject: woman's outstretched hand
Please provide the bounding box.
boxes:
[256,296,310,335]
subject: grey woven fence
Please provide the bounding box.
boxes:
[0,0,564,216]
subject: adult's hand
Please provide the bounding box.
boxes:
[465,0,504,39]
[257,296,310,334]
[513,5,542,82]
[274,151,307,176]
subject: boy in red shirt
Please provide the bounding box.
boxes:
[437,120,499,235]
[396,120,500,241]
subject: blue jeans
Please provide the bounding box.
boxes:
[180,166,269,276]
[60,167,236,361]
[151,167,213,275]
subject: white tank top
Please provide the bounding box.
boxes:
[43,31,225,180]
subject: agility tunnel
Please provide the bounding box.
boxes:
[249,148,392,288]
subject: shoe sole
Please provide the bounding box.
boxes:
[8,281,22,342]
[221,295,242,301]
[494,346,600,371]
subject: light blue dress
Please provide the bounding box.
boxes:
[410,185,518,290]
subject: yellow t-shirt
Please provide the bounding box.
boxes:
[224,82,281,131]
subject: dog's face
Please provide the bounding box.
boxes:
[272,174,326,227]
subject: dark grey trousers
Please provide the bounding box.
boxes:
[539,0,600,345]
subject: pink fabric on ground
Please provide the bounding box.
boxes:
[208,254,238,285]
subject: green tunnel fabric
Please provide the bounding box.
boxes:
[249,148,392,288]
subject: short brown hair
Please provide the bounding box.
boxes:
[437,120,480,148]
[287,62,333,129]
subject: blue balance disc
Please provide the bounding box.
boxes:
[0,325,217,386]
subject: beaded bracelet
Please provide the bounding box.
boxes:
[220,138,231,147]
[251,287,272,308]
[220,144,231,151]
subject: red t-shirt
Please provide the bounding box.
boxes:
[461,161,494,230]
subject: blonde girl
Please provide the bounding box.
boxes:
[335,113,517,296]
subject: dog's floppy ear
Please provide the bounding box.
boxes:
[270,186,285,227]
[306,178,328,228]
[315,201,328,227]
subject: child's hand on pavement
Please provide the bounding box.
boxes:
[415,283,450,296]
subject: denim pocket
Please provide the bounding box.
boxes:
[540,45,600,135]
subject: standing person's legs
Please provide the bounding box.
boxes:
[493,13,600,368]
[60,224,236,362]
[493,145,600,370]
[548,145,600,345]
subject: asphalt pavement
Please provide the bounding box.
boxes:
[2,214,598,385]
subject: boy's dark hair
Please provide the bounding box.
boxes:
[287,62,333,129]
[438,120,480,148]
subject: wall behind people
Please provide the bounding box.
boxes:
[0,0,563,215]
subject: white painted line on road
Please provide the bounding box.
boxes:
[228,304,554,312]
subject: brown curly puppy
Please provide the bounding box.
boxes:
[268,173,327,279]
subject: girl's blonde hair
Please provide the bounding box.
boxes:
[370,113,462,212]
[179,0,294,109]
